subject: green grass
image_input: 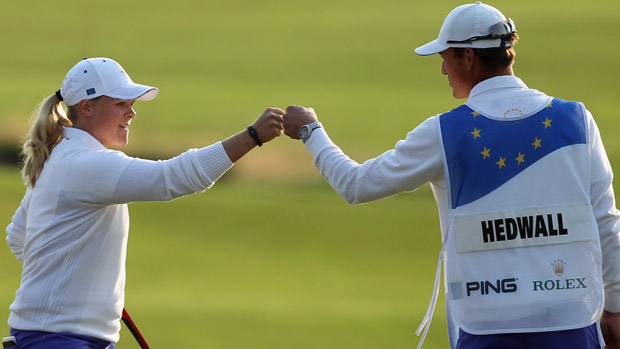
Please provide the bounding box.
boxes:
[2,0,620,347]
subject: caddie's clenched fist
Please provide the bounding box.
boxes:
[283,105,319,140]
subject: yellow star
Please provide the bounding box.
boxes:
[471,111,480,118]
[543,117,552,129]
[546,101,553,109]
[481,147,491,159]
[515,153,525,165]
[532,138,542,149]
[496,156,506,169]
[471,127,481,139]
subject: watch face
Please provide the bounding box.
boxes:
[300,126,309,140]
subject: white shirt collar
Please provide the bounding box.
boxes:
[465,75,552,119]
[62,127,107,150]
[468,75,528,100]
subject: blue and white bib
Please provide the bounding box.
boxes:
[438,98,604,334]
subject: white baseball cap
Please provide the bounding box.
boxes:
[415,1,516,56]
[59,57,158,106]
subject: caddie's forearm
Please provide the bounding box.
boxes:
[304,128,362,204]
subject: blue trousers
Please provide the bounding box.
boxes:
[457,323,600,349]
[9,329,114,349]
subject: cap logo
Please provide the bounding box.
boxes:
[86,88,96,95]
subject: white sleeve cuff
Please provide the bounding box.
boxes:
[605,291,620,313]
[195,142,234,184]
[304,128,334,157]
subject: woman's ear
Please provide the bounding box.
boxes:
[77,99,92,118]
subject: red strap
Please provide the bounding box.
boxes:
[121,308,150,349]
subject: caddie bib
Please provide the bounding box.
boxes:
[438,98,604,334]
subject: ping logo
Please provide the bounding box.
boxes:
[86,88,96,95]
[465,278,518,297]
[551,259,566,276]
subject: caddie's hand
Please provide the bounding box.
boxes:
[601,310,620,349]
[251,107,284,144]
[283,105,319,140]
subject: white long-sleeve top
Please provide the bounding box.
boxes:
[6,127,233,342]
[304,76,620,342]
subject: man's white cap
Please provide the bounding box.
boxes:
[415,1,516,56]
[60,57,158,106]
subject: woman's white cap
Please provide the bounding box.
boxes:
[60,57,158,106]
[415,2,516,56]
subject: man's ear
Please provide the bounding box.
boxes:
[463,48,476,70]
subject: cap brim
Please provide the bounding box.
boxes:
[415,39,448,56]
[106,83,159,101]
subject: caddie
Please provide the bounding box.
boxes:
[282,2,620,348]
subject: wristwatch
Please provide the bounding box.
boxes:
[299,121,322,143]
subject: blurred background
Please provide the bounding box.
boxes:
[1,0,619,347]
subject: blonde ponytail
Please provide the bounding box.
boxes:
[21,94,73,187]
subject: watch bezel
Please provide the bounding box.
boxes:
[299,125,310,141]
[299,121,321,143]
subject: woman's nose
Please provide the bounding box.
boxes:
[126,108,136,119]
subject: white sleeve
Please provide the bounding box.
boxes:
[305,116,444,204]
[587,109,620,312]
[64,142,233,205]
[6,189,32,261]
